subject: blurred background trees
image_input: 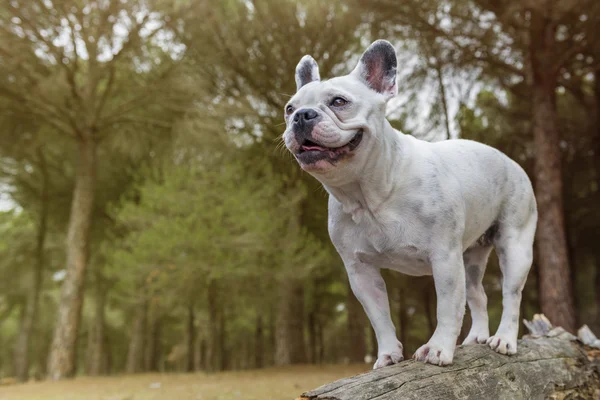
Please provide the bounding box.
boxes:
[0,0,598,381]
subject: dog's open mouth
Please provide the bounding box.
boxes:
[296,130,363,165]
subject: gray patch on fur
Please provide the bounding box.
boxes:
[466,264,481,287]
[420,214,437,228]
[497,247,506,261]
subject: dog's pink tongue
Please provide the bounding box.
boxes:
[302,145,327,151]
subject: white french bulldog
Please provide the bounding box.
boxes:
[282,40,537,368]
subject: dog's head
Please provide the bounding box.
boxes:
[282,40,398,183]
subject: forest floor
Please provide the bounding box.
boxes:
[0,364,368,400]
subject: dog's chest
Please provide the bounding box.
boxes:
[352,213,432,276]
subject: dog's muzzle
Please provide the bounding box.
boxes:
[295,129,363,166]
[292,108,321,145]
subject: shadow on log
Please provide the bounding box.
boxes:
[298,315,600,400]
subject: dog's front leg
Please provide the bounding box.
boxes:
[346,262,403,369]
[414,248,466,366]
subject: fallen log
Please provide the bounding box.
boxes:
[298,315,600,400]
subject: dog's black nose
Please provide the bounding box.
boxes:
[293,108,319,123]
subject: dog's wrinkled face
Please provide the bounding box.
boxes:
[282,40,398,182]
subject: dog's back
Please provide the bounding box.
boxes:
[425,137,536,247]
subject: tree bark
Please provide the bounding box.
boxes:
[104,330,112,374]
[268,306,276,366]
[47,137,97,379]
[423,281,435,337]
[397,284,408,349]
[275,278,292,366]
[529,10,576,333]
[595,70,600,203]
[298,337,600,400]
[290,284,306,363]
[145,316,161,372]
[125,297,147,374]
[317,319,325,363]
[347,280,367,363]
[435,61,451,140]
[218,306,227,371]
[206,279,219,371]
[596,252,600,335]
[255,315,264,368]
[275,278,307,365]
[593,72,600,334]
[87,271,106,376]
[35,326,51,379]
[308,311,318,364]
[185,302,195,373]
[14,150,49,382]
[194,335,206,372]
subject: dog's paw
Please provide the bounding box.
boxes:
[462,330,490,345]
[413,342,454,366]
[486,334,517,355]
[373,341,403,369]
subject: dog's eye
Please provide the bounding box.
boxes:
[331,97,348,107]
[285,105,294,115]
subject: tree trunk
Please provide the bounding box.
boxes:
[145,316,161,372]
[529,10,576,333]
[289,280,307,364]
[423,282,435,337]
[275,278,306,365]
[255,315,264,368]
[194,333,205,372]
[47,137,96,380]
[593,72,600,334]
[268,306,276,366]
[298,337,600,400]
[317,319,325,363]
[126,297,147,374]
[206,279,219,371]
[85,319,94,374]
[595,252,600,334]
[595,70,600,204]
[275,280,292,366]
[308,311,317,364]
[397,284,408,350]
[185,302,195,372]
[435,61,451,140]
[218,306,227,371]
[347,280,367,363]
[14,150,49,382]
[88,272,106,376]
[35,327,51,379]
[104,330,112,374]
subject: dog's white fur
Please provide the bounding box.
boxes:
[282,40,537,367]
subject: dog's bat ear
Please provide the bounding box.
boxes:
[295,55,320,91]
[352,40,398,100]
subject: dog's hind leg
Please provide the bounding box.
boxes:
[487,216,536,355]
[462,244,493,345]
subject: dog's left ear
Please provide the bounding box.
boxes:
[295,55,320,91]
[351,40,398,100]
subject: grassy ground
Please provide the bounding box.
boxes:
[0,364,369,400]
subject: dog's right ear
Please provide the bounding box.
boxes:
[295,55,320,91]
[351,40,398,100]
